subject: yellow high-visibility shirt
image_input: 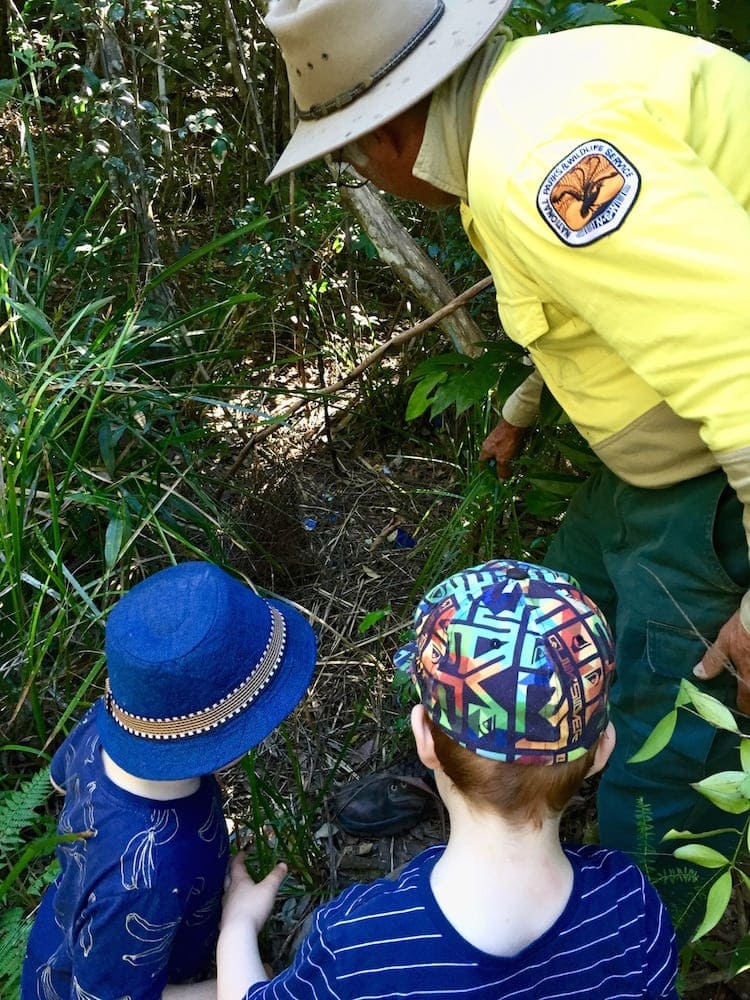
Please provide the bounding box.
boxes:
[461,24,750,553]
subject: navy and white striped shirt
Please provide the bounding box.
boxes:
[245,843,677,1000]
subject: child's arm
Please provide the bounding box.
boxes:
[217,852,287,1000]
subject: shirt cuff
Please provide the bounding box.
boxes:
[740,592,750,635]
[501,369,544,428]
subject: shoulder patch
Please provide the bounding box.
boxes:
[537,139,640,247]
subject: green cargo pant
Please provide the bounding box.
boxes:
[544,466,748,940]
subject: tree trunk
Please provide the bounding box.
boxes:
[335,172,485,356]
[92,15,173,310]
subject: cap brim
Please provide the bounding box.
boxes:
[393,640,418,677]
[266,0,512,183]
[97,596,318,781]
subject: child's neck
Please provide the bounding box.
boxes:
[101,749,201,801]
[430,779,573,957]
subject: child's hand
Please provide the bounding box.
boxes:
[221,852,287,936]
[218,853,287,998]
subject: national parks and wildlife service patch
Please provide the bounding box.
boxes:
[537,139,640,247]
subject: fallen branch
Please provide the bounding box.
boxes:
[220,274,493,486]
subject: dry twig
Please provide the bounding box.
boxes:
[220,275,493,489]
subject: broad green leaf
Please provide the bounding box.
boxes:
[81,66,101,94]
[495,359,532,402]
[0,78,17,109]
[627,711,676,763]
[405,371,446,420]
[549,3,622,30]
[672,844,730,868]
[681,680,740,733]
[407,353,464,380]
[523,493,567,519]
[537,387,565,427]
[729,931,750,978]
[357,607,391,635]
[451,367,505,416]
[104,517,124,570]
[675,680,692,709]
[3,297,54,336]
[429,378,469,418]
[506,0,546,15]
[527,471,585,497]
[626,0,672,20]
[691,771,750,814]
[663,826,739,841]
[211,137,229,167]
[691,870,733,941]
[99,421,116,477]
[615,6,669,28]
[740,737,750,773]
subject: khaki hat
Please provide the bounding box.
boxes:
[265,0,512,182]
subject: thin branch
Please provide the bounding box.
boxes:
[219,274,493,488]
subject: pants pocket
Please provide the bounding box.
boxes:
[642,620,735,779]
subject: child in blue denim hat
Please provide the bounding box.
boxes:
[216,559,678,1000]
[21,561,317,1000]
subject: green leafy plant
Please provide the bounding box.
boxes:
[358,607,393,635]
[0,767,57,994]
[506,0,750,49]
[631,679,750,978]
[405,343,529,423]
[236,686,374,894]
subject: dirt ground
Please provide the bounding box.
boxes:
[218,409,750,999]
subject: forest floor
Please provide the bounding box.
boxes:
[215,397,750,999]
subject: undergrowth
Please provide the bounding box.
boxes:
[4,0,749,992]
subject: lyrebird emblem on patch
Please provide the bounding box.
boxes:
[537,140,640,247]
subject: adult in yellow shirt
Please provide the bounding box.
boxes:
[264,0,750,938]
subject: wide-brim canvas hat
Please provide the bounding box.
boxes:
[265,0,513,182]
[394,559,615,764]
[96,562,317,780]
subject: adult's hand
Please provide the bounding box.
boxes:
[479,418,528,481]
[693,608,750,715]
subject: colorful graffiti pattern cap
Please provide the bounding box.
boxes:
[394,560,615,764]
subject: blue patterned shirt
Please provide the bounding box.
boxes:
[21,704,229,1000]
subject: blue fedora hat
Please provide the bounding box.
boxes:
[96,562,317,780]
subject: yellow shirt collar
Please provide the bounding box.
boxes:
[413,27,511,203]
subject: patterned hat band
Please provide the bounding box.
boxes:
[104,604,287,740]
[296,1,445,121]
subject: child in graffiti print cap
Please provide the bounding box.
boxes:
[403,558,612,765]
[216,559,678,1000]
[21,561,317,1000]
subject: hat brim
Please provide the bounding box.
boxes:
[96,596,317,781]
[266,0,512,183]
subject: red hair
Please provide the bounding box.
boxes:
[427,717,598,829]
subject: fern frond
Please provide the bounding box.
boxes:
[653,866,702,886]
[634,795,655,876]
[0,768,53,854]
[0,905,31,997]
